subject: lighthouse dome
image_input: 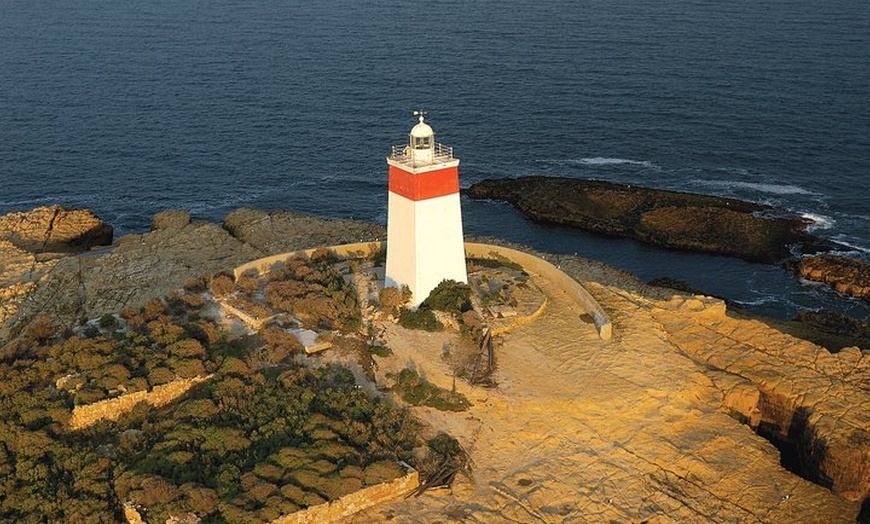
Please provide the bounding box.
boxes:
[410,115,434,138]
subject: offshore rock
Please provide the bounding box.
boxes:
[466,177,830,263]
[0,204,113,254]
[793,254,870,300]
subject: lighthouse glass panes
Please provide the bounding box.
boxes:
[385,115,468,307]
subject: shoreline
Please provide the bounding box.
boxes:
[1,205,868,522]
[2,205,869,351]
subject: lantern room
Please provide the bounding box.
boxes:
[409,114,435,165]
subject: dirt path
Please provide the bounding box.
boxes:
[349,271,859,522]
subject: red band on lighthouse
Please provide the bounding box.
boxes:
[388,165,459,201]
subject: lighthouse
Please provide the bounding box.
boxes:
[385,113,467,307]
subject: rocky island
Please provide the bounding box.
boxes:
[1,205,868,523]
[466,176,835,264]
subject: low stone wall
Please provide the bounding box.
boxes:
[491,297,548,336]
[123,503,145,524]
[69,375,213,430]
[271,471,419,524]
[465,243,612,340]
[219,301,277,331]
[231,241,612,341]
[233,242,379,279]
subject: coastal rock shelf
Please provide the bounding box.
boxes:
[350,259,866,523]
[466,176,833,263]
[1,206,868,522]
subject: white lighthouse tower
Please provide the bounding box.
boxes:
[385,113,467,307]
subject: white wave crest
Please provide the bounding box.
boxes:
[731,296,780,307]
[801,212,835,232]
[575,157,655,167]
[829,235,870,255]
[537,157,657,168]
[691,180,816,195]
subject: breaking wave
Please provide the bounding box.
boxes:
[537,157,657,168]
[801,212,835,232]
[690,180,817,196]
[829,236,870,255]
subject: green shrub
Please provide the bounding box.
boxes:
[397,308,442,332]
[209,274,235,299]
[391,369,469,412]
[369,244,387,266]
[422,280,471,315]
[98,314,118,330]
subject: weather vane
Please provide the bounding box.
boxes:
[413,109,427,121]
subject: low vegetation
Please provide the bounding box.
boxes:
[0,253,437,523]
[397,307,443,332]
[390,368,470,412]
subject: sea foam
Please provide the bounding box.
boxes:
[537,157,657,169]
[691,180,816,195]
[801,212,835,232]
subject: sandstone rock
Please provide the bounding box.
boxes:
[354,259,861,523]
[223,208,384,256]
[0,240,59,325]
[0,205,112,254]
[2,220,261,340]
[466,177,835,263]
[793,254,870,300]
[4,207,867,522]
[649,294,870,506]
[151,210,191,231]
[1,208,385,343]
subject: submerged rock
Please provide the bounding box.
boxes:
[466,177,833,263]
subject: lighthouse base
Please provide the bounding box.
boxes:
[385,191,467,307]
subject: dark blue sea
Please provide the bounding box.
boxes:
[2,0,869,320]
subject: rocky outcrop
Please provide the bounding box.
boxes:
[354,262,864,523]
[223,208,384,256]
[0,205,112,254]
[4,205,870,522]
[2,219,261,340]
[1,208,384,343]
[466,177,833,263]
[647,294,870,505]
[0,206,113,325]
[793,254,870,300]
[0,241,51,325]
[151,210,192,232]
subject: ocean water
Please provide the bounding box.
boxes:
[1,0,869,320]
